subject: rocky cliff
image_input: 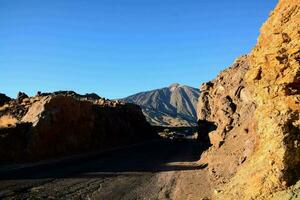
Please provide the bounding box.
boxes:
[123,84,200,127]
[197,0,300,199]
[0,91,154,163]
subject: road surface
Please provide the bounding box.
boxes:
[0,139,208,200]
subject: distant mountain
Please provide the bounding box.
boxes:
[122,84,200,127]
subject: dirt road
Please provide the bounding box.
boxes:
[0,139,209,200]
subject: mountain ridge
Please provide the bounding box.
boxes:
[122,83,200,127]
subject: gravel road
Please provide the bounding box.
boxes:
[0,139,206,200]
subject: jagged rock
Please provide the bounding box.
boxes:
[0,92,155,163]
[219,0,300,199]
[267,180,300,200]
[36,91,42,96]
[0,93,11,106]
[83,93,101,100]
[197,0,300,199]
[16,92,28,103]
[197,56,257,191]
[197,56,255,147]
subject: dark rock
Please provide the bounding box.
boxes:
[36,91,42,96]
[0,93,11,106]
[83,93,101,100]
[0,92,155,163]
[17,92,29,103]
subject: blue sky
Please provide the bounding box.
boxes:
[0,0,277,99]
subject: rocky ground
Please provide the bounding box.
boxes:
[0,139,210,200]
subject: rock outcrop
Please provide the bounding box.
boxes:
[197,56,255,148]
[0,91,154,163]
[197,56,258,192]
[0,93,11,106]
[16,92,29,103]
[197,0,300,199]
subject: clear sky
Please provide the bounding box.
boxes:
[1,0,278,99]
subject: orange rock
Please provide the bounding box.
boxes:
[197,0,300,199]
[0,92,155,163]
[219,0,300,198]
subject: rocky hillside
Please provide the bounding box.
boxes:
[0,91,154,163]
[0,93,11,106]
[123,84,200,127]
[197,0,300,199]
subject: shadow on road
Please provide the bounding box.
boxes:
[0,139,208,180]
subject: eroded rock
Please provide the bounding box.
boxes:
[0,92,154,163]
[0,93,11,106]
[197,0,300,199]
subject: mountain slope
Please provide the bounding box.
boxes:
[122,84,200,127]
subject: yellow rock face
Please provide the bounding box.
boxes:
[219,0,300,199]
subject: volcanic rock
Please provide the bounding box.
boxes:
[197,56,257,189]
[0,93,11,106]
[0,92,154,163]
[197,0,300,198]
[16,92,28,103]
